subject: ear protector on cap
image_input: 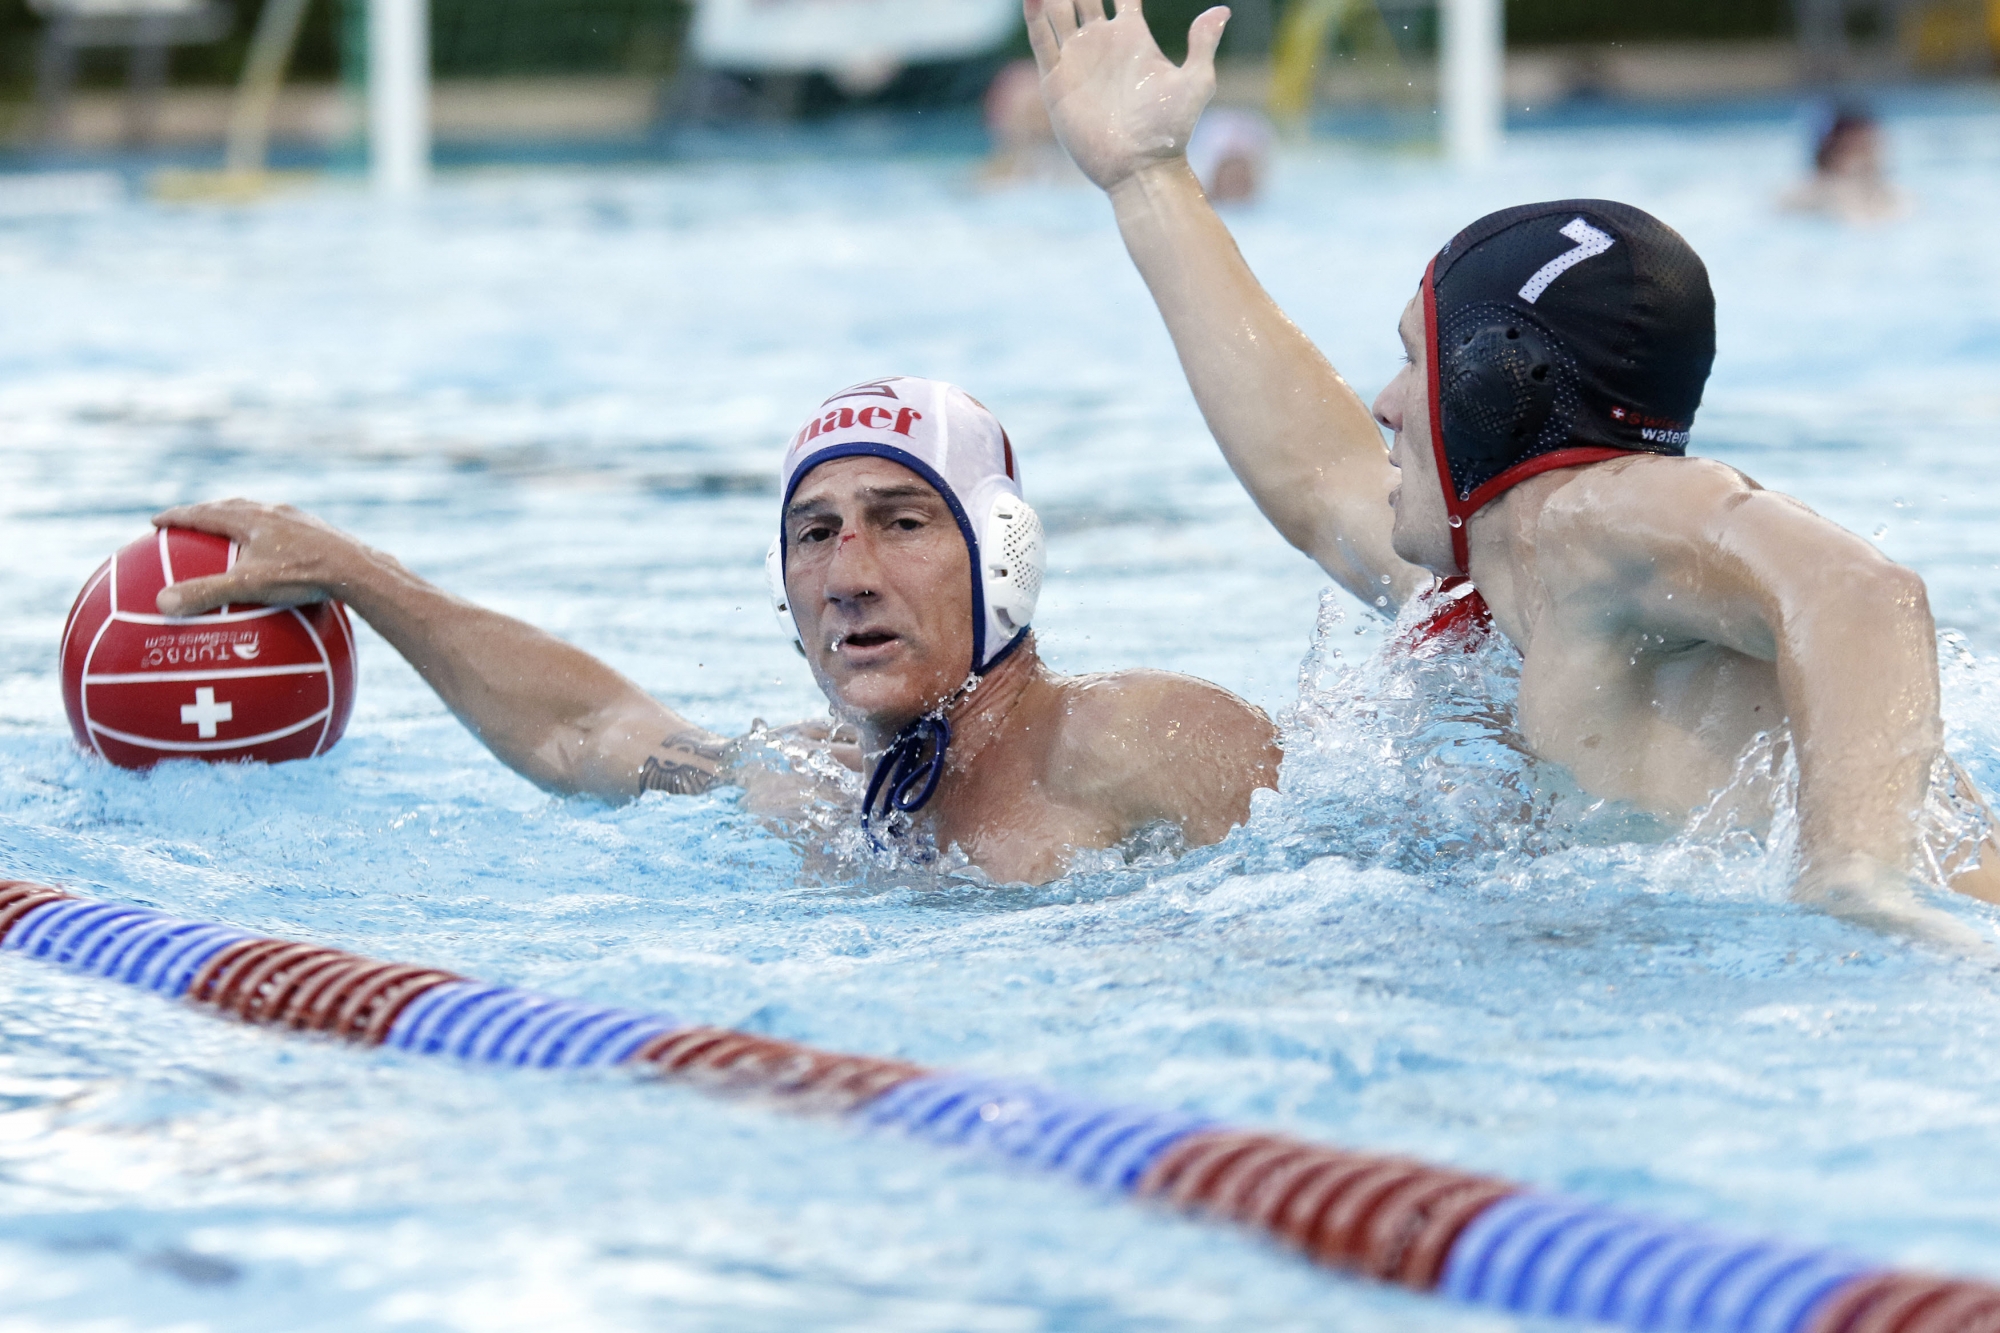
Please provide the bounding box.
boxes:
[765,536,803,655]
[1436,301,1580,497]
[981,493,1044,637]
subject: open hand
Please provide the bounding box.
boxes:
[152,499,362,616]
[1024,0,1229,191]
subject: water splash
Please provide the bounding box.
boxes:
[1260,595,2000,951]
[1268,591,1671,885]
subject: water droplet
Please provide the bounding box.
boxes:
[1872,525,1889,540]
[1380,574,1392,584]
[1447,515,1464,529]
[1374,595,1388,606]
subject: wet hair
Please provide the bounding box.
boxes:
[1815,105,1879,172]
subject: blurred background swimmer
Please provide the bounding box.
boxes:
[1185,106,1272,205]
[981,58,1080,184]
[1780,101,1911,223]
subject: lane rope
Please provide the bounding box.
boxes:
[2,878,1994,1333]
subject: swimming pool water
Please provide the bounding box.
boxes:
[3,98,2000,1330]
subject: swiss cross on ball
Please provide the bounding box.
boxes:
[180,687,234,739]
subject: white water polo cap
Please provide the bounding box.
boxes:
[769,377,1045,674]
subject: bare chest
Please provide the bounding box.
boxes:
[926,781,1127,885]
[1514,631,1786,817]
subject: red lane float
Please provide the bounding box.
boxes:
[1136,1130,1517,1287]
[2,877,1998,1333]
[61,528,357,767]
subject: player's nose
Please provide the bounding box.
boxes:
[1372,381,1403,432]
[822,527,885,604]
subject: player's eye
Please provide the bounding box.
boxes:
[798,523,835,544]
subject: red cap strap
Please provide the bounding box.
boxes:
[1424,256,1634,573]
[1420,257,1464,573]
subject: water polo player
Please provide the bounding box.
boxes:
[150,377,1280,885]
[1025,0,2000,923]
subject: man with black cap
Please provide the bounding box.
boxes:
[1024,0,2000,922]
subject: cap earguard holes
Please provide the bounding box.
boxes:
[983,495,1046,636]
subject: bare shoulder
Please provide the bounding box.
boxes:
[1540,455,1869,563]
[1543,455,1761,536]
[1528,455,1920,652]
[705,718,863,820]
[1053,668,1273,743]
[1045,670,1279,831]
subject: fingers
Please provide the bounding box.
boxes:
[1184,5,1230,73]
[1109,0,1142,17]
[1025,0,1121,66]
[157,572,244,618]
[1024,0,1060,71]
[1044,0,1079,44]
[153,505,221,533]
[153,498,257,541]
[149,498,340,615]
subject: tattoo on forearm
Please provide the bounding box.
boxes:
[640,734,730,796]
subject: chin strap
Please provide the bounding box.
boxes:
[858,630,1030,849]
[861,712,953,846]
[861,674,980,848]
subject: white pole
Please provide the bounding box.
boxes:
[1441,0,1502,166]
[368,0,430,197]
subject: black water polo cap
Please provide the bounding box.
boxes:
[1421,199,1716,572]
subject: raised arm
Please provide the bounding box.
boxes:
[1026,0,1427,606]
[152,500,730,802]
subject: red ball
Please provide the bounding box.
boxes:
[59,528,357,769]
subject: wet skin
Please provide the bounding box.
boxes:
[153,461,1279,886]
[782,457,1279,882]
[1374,301,1794,825]
[1024,0,2000,926]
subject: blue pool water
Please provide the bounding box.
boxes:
[4,100,2000,1330]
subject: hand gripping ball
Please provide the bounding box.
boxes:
[60,528,357,768]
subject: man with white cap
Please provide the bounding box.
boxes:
[150,377,1280,885]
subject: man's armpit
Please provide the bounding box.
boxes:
[639,734,732,796]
